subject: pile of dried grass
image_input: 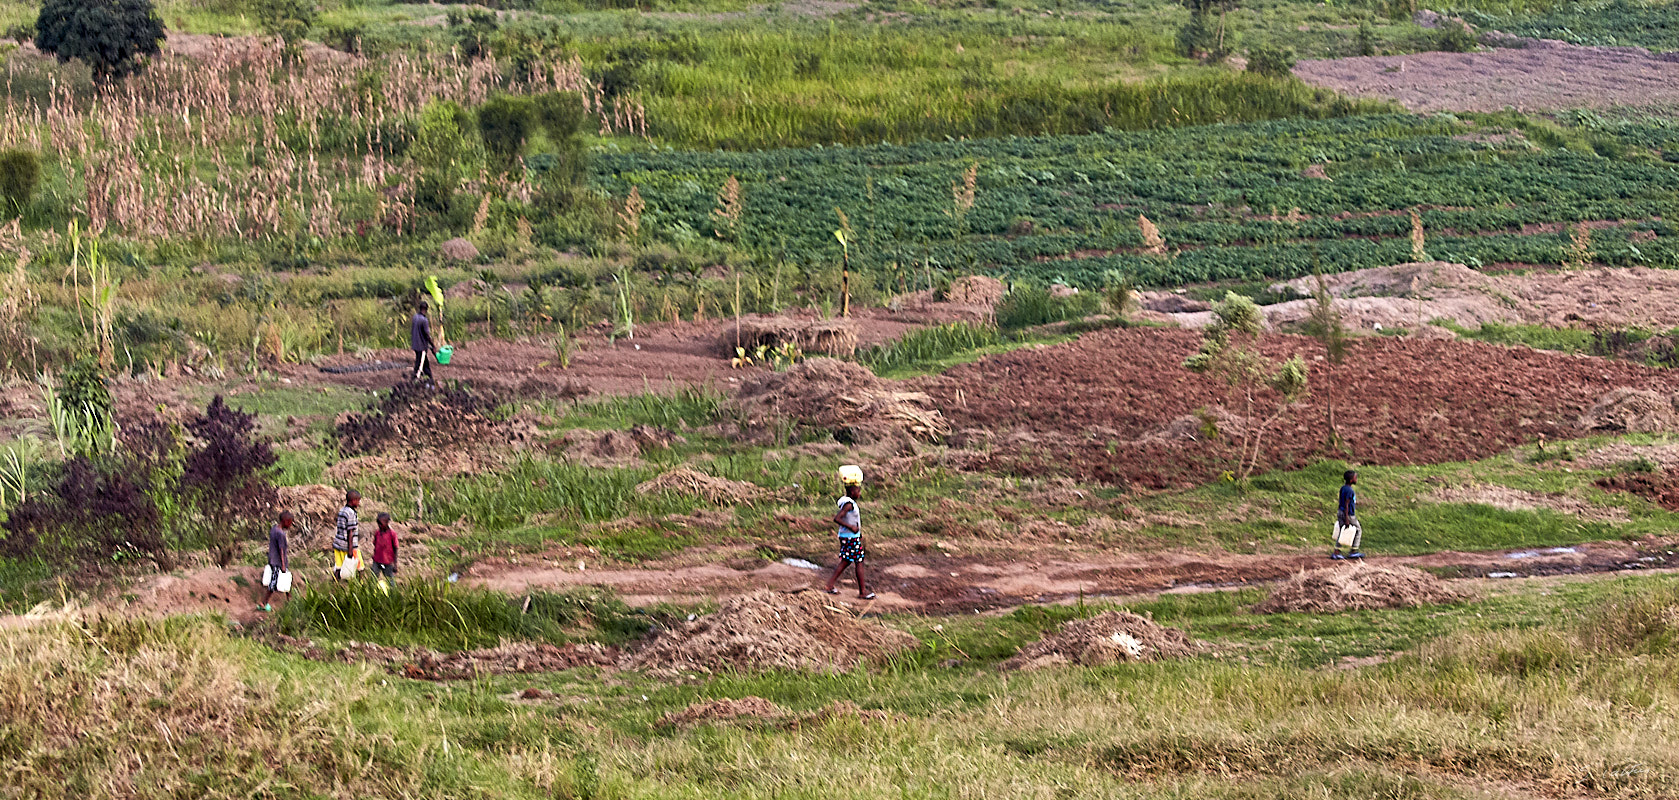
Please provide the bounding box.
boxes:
[731,358,950,442]
[1581,388,1679,433]
[724,316,860,358]
[1253,564,1470,614]
[636,468,765,506]
[946,275,1005,306]
[626,590,919,676]
[657,696,788,727]
[1002,611,1205,670]
[336,381,515,456]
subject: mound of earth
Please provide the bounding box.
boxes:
[725,316,859,358]
[336,381,520,456]
[1427,484,1626,522]
[1253,564,1469,614]
[561,429,644,466]
[636,468,765,505]
[626,590,919,676]
[1002,610,1205,670]
[945,275,1005,306]
[1581,388,1679,433]
[1597,470,1679,512]
[658,696,788,727]
[732,358,949,443]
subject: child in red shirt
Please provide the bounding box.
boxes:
[372,512,399,581]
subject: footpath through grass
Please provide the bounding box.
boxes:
[4,572,1676,798]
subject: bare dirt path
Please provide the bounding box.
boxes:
[1294,39,1679,113]
[467,538,1671,613]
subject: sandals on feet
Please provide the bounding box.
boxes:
[824,588,839,595]
[861,593,877,600]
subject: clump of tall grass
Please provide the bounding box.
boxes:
[995,285,1103,330]
[565,384,725,429]
[278,579,653,650]
[856,321,1013,373]
[428,455,696,532]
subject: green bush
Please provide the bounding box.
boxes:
[1246,46,1296,78]
[995,285,1102,330]
[34,0,165,81]
[0,149,40,218]
[1436,22,1479,53]
[254,0,316,59]
[478,93,535,176]
[857,321,1012,373]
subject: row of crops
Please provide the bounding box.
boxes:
[596,114,1679,289]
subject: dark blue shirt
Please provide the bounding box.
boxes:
[410,313,434,352]
[1339,485,1357,518]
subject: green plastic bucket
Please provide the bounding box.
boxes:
[436,345,454,365]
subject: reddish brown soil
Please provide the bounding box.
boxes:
[1597,471,1679,512]
[1294,39,1679,113]
[923,329,1679,488]
[470,538,1671,614]
[287,309,962,397]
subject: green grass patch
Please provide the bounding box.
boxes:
[560,384,726,430]
[277,578,657,650]
[1434,319,1598,353]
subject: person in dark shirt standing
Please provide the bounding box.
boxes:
[261,511,292,612]
[1332,470,1364,560]
[372,512,398,589]
[411,300,437,383]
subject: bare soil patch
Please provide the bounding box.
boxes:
[1253,564,1470,613]
[1576,442,1679,471]
[926,327,1679,487]
[1002,610,1205,670]
[1294,40,1679,113]
[625,589,919,676]
[1580,388,1679,433]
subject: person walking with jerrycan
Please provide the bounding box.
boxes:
[412,300,438,384]
[260,511,292,612]
[334,490,362,580]
[372,512,398,595]
[824,465,876,600]
[1332,470,1364,560]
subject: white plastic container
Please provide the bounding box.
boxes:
[276,571,292,593]
[261,565,274,587]
[337,555,359,580]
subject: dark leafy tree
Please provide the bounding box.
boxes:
[255,0,317,62]
[34,0,166,82]
[479,93,535,176]
[182,396,278,568]
[0,456,172,571]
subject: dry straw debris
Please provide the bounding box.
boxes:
[657,696,789,727]
[1580,388,1679,433]
[627,590,919,676]
[636,468,765,505]
[723,316,860,358]
[1254,564,1470,614]
[1002,610,1205,670]
[731,358,950,442]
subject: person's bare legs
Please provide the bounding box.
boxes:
[854,564,871,598]
[825,561,850,593]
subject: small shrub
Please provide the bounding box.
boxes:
[0,149,40,218]
[1245,45,1296,78]
[1435,22,1478,53]
[996,285,1101,330]
[34,0,166,81]
[181,396,278,567]
[478,93,535,176]
[856,322,1011,373]
[1356,21,1376,56]
[254,0,316,60]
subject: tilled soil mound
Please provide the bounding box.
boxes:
[1580,388,1679,433]
[336,381,517,456]
[272,636,618,679]
[724,316,860,358]
[1002,611,1205,670]
[929,329,1679,487]
[732,358,949,442]
[657,696,789,727]
[1597,470,1679,512]
[1253,564,1469,614]
[636,468,765,505]
[627,590,919,676]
